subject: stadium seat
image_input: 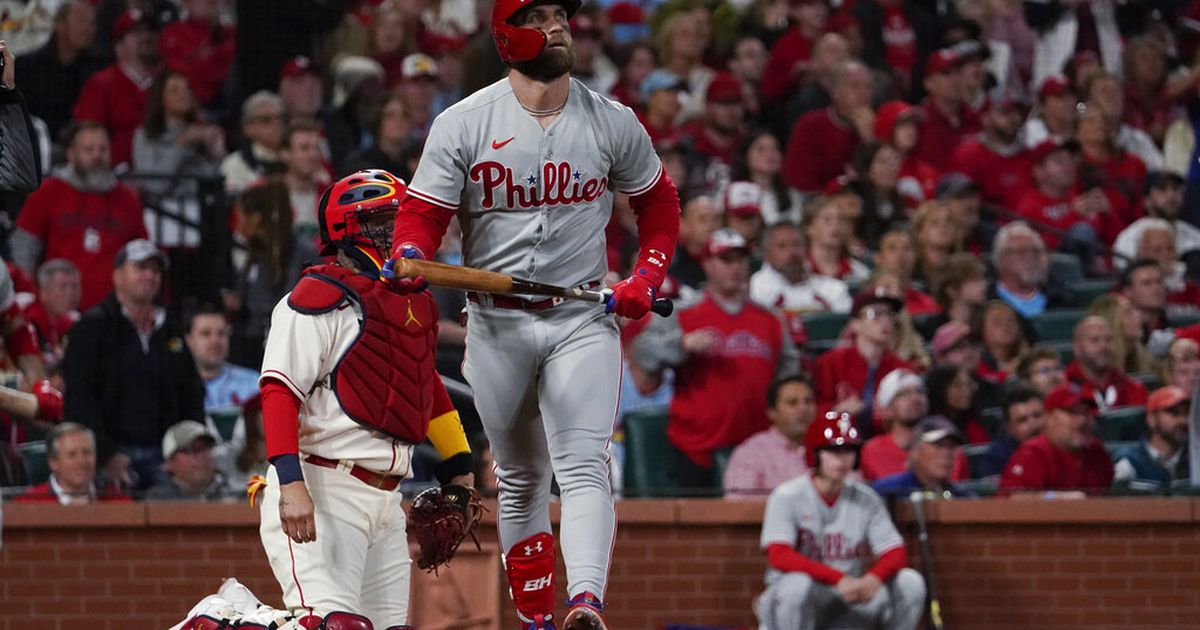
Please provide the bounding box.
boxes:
[1033,340,1073,364]
[713,446,733,490]
[1129,372,1161,391]
[956,477,999,498]
[1104,440,1138,458]
[19,441,50,486]
[1167,312,1200,329]
[801,312,849,341]
[961,443,991,479]
[1030,309,1086,342]
[1095,406,1146,442]
[1069,279,1114,308]
[621,406,680,498]
[1049,253,1084,283]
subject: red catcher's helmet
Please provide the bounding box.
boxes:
[804,411,862,469]
[493,0,582,63]
[317,169,406,268]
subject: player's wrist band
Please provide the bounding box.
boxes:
[433,451,474,485]
[270,454,304,485]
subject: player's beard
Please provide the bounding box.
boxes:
[512,44,575,83]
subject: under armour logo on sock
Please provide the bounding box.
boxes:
[524,541,543,555]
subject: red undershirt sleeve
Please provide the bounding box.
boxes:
[262,378,302,461]
[625,169,681,287]
[391,193,457,260]
[767,543,846,585]
[867,546,908,582]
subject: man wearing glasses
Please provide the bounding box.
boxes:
[1112,386,1191,494]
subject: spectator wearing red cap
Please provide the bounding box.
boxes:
[949,98,1032,212]
[874,100,939,207]
[277,55,323,123]
[159,0,235,107]
[1021,75,1077,149]
[760,0,828,106]
[679,72,746,191]
[852,0,937,95]
[784,61,874,193]
[999,383,1113,495]
[1014,139,1119,261]
[633,229,799,488]
[912,49,980,171]
[73,9,161,169]
[812,289,915,428]
[1113,386,1191,494]
[1066,316,1148,411]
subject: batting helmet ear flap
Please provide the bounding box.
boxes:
[491,0,582,63]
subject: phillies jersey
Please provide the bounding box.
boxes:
[668,295,787,467]
[406,78,662,292]
[811,345,915,410]
[949,137,1032,212]
[761,473,904,584]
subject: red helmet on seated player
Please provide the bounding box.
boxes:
[804,410,862,468]
[318,169,406,271]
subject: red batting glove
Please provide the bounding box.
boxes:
[381,245,429,295]
[606,275,656,319]
[33,379,63,421]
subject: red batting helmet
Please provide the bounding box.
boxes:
[804,411,862,469]
[317,169,406,269]
[493,0,583,63]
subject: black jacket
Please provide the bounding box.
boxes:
[63,294,205,462]
[853,0,938,100]
[0,86,41,194]
[15,39,105,139]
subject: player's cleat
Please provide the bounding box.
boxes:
[522,613,557,630]
[562,592,607,630]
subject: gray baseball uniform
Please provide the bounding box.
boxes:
[406,76,663,599]
[756,474,926,630]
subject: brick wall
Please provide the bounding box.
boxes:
[2,499,1198,629]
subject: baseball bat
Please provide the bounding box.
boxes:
[909,491,945,630]
[393,258,674,317]
[0,385,39,420]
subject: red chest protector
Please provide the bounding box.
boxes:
[287,264,439,444]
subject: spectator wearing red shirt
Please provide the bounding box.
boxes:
[875,100,939,207]
[760,0,828,106]
[860,369,971,481]
[1076,104,1146,230]
[73,9,160,169]
[22,259,82,373]
[1084,72,1162,172]
[679,72,746,191]
[873,230,940,316]
[812,289,915,434]
[999,383,1113,495]
[13,422,131,504]
[277,55,324,123]
[636,69,686,146]
[10,123,147,311]
[1066,316,1148,411]
[949,98,1031,212]
[159,0,235,107]
[1122,35,1180,150]
[784,61,874,193]
[633,229,799,488]
[913,50,979,171]
[1014,139,1118,267]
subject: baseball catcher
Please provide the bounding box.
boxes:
[173,169,476,630]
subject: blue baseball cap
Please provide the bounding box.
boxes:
[640,70,686,103]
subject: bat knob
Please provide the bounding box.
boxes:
[651,298,673,317]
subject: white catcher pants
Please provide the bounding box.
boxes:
[259,461,412,627]
[756,568,927,630]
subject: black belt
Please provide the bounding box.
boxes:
[467,281,602,311]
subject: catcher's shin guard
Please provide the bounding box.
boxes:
[319,612,374,629]
[179,615,229,630]
[505,532,557,626]
[563,592,607,630]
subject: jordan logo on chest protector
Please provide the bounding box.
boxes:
[470,160,608,210]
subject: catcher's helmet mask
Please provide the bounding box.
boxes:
[318,169,405,273]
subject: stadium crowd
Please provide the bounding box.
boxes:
[0,0,1197,507]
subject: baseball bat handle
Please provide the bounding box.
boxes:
[578,288,673,318]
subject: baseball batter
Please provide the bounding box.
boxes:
[756,412,926,630]
[390,2,680,628]
[178,169,474,630]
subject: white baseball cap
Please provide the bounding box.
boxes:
[876,369,924,409]
[162,420,217,459]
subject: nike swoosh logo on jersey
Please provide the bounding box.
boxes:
[491,137,515,150]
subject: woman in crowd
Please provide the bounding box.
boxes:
[975,300,1029,383]
[609,42,657,109]
[846,141,905,250]
[910,201,961,290]
[872,229,941,317]
[926,253,989,338]
[1159,336,1200,395]
[801,195,870,284]
[729,128,804,225]
[874,100,939,208]
[863,272,931,371]
[132,70,225,198]
[1088,294,1155,375]
[655,11,713,123]
[926,364,991,444]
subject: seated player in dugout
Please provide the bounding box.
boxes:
[175,169,474,630]
[756,411,926,630]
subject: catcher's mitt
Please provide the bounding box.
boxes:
[408,484,486,574]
